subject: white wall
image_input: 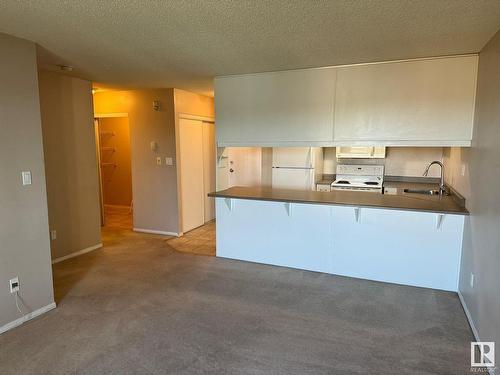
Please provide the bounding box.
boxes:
[445,29,500,346]
[0,33,54,330]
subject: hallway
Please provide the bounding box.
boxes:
[103,205,133,229]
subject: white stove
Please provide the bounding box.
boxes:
[332,164,384,193]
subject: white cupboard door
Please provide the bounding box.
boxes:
[334,55,478,145]
[215,68,336,146]
[179,118,205,232]
[202,121,216,222]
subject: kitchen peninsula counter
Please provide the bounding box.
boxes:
[209,185,468,215]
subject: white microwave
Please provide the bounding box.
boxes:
[336,146,386,159]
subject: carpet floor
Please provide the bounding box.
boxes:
[0,227,474,374]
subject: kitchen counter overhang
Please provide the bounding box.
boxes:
[209,186,468,216]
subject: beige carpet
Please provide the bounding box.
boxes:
[0,227,475,374]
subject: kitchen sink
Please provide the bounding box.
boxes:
[403,188,441,196]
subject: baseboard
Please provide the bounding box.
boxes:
[455,295,495,375]
[0,302,56,335]
[133,228,179,237]
[458,291,480,342]
[52,243,103,264]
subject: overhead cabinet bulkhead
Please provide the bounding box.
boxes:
[214,55,478,147]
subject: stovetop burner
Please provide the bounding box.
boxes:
[364,181,379,186]
[336,180,350,184]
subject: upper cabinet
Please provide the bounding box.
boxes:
[215,55,478,147]
[333,56,478,146]
[215,68,337,146]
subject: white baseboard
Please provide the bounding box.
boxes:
[458,291,493,375]
[52,243,103,264]
[133,228,179,237]
[0,302,56,335]
[458,291,480,342]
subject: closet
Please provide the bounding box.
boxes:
[178,117,215,233]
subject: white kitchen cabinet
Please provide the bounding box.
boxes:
[216,198,332,273]
[215,197,465,291]
[330,206,464,291]
[333,55,478,146]
[215,68,337,147]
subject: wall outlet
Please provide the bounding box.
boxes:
[9,277,19,293]
[470,273,474,288]
[156,156,162,166]
[50,230,57,240]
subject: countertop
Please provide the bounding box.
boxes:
[209,185,469,215]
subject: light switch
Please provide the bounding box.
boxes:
[21,171,32,186]
[156,157,162,166]
[165,157,173,166]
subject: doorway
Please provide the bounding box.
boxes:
[178,116,215,234]
[216,147,263,190]
[94,115,133,229]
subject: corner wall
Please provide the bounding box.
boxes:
[38,71,102,261]
[0,33,55,331]
[445,29,500,347]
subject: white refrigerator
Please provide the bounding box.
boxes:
[271,147,323,190]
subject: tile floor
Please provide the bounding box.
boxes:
[167,220,216,256]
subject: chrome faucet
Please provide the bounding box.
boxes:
[423,161,446,195]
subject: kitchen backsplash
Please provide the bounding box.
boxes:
[323,147,444,178]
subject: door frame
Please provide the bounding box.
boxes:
[175,113,215,235]
[93,112,131,227]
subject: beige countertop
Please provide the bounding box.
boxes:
[209,185,468,215]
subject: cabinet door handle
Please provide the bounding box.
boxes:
[354,207,361,223]
[436,214,445,230]
[224,198,234,211]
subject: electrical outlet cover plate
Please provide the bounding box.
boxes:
[9,277,19,293]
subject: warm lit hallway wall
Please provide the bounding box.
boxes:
[93,89,179,235]
[38,71,102,261]
[444,29,500,346]
[93,89,215,236]
[99,117,133,207]
[0,33,54,331]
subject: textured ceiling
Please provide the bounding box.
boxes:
[1,0,500,95]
